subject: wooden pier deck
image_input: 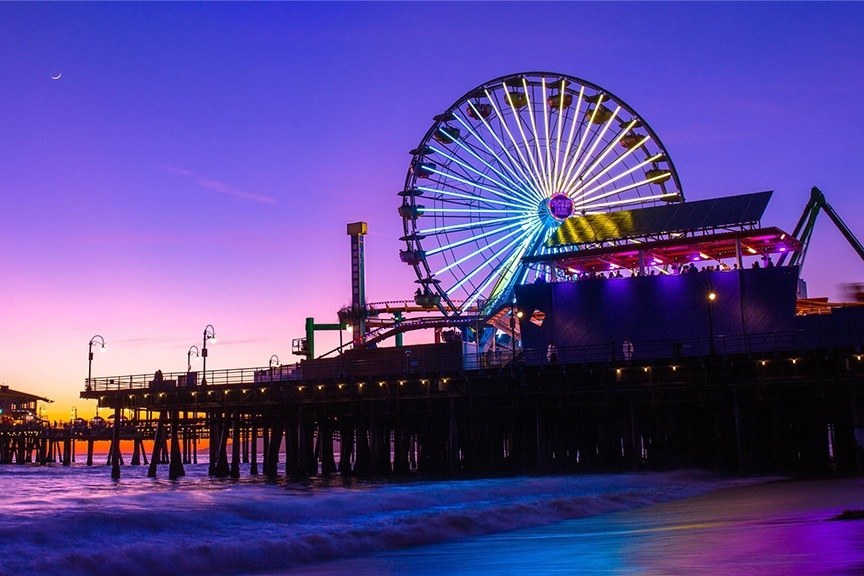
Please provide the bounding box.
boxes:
[65,336,864,480]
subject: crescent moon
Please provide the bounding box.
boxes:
[51,73,62,80]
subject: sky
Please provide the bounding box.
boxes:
[2,2,863,420]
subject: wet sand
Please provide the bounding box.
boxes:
[280,478,864,575]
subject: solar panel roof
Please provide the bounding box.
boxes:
[547,191,773,247]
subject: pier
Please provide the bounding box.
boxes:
[71,330,864,480]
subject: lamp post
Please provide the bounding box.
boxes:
[187,345,200,373]
[201,325,216,385]
[87,335,106,391]
[269,354,280,380]
[707,291,717,356]
[510,299,523,363]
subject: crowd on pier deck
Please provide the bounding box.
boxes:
[561,255,777,282]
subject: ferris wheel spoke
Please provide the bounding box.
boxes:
[483,88,547,203]
[428,145,537,209]
[461,101,545,201]
[579,173,676,207]
[446,116,540,204]
[559,93,604,193]
[424,165,529,202]
[518,77,551,196]
[427,219,528,257]
[553,85,585,194]
[573,153,668,202]
[448,225,538,296]
[539,78,554,196]
[433,226,526,274]
[485,222,547,302]
[569,149,661,202]
[581,190,680,212]
[455,107,544,201]
[550,79,569,194]
[568,119,639,191]
[571,134,653,196]
[418,214,529,235]
[418,186,531,210]
[501,80,549,198]
[562,104,621,195]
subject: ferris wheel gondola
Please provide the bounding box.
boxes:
[399,72,683,318]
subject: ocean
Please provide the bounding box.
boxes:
[1,464,861,575]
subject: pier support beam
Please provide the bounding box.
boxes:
[169,409,185,480]
[148,411,167,478]
[110,404,122,479]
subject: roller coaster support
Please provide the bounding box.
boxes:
[779,186,864,269]
[293,318,346,359]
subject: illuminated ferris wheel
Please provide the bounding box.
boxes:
[399,72,683,317]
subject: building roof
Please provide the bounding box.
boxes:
[525,226,801,272]
[0,385,52,404]
[547,190,773,247]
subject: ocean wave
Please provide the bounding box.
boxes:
[0,468,760,576]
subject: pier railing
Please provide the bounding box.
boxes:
[85,325,864,392]
[87,364,303,392]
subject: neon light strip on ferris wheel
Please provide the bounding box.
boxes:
[585,192,678,215]
[553,85,585,194]
[519,77,549,197]
[581,191,680,212]
[467,97,545,203]
[432,125,535,205]
[433,226,526,274]
[564,119,639,194]
[504,80,548,198]
[570,150,661,201]
[558,92,603,196]
[570,154,664,202]
[572,136,654,195]
[417,185,531,210]
[448,218,543,296]
[418,214,527,235]
[423,165,527,200]
[455,105,545,202]
[427,219,527,257]
[427,146,535,209]
[481,221,547,305]
[541,78,553,196]
[579,175,676,208]
[483,88,546,204]
[567,104,621,196]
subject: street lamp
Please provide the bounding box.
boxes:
[510,299,523,362]
[269,354,280,380]
[87,335,106,391]
[187,345,200,373]
[707,291,717,356]
[201,325,216,385]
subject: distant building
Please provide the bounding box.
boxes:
[0,385,51,424]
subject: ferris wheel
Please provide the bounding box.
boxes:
[399,72,683,317]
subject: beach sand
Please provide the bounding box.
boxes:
[281,478,864,575]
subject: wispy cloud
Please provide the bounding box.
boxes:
[161,164,276,205]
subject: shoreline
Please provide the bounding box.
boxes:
[271,477,864,576]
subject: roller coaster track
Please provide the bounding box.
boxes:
[363,314,483,346]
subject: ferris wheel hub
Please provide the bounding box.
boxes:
[547,193,575,221]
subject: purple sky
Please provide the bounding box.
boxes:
[3,2,863,418]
